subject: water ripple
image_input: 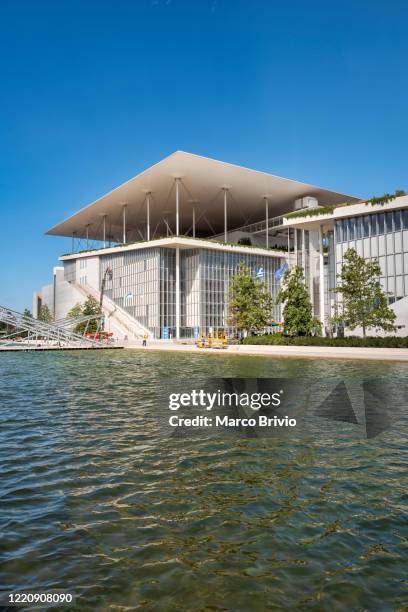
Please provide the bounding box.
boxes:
[0,350,407,610]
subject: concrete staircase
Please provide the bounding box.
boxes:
[73,282,153,341]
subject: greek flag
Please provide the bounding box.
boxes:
[274,262,288,281]
[256,266,265,278]
[125,292,134,300]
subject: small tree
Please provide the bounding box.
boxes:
[68,302,86,334]
[38,304,53,322]
[228,263,274,336]
[334,248,396,337]
[67,297,102,333]
[82,296,102,332]
[277,266,321,336]
[15,308,33,338]
[67,303,83,319]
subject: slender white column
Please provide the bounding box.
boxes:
[175,247,180,340]
[224,188,228,243]
[192,205,195,238]
[86,224,90,250]
[265,198,269,248]
[103,215,107,248]
[319,225,326,336]
[333,223,337,319]
[122,205,127,244]
[175,179,180,236]
[302,229,306,270]
[294,228,298,265]
[146,192,151,241]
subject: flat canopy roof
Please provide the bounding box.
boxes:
[47,151,359,241]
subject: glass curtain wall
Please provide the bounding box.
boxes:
[335,209,408,303]
[159,249,176,338]
[97,247,283,339]
[295,230,310,287]
[101,248,161,336]
[201,249,282,337]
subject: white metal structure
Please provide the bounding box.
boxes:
[46,151,356,245]
[0,306,113,349]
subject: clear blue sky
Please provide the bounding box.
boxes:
[1,0,407,311]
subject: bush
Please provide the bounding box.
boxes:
[242,334,408,348]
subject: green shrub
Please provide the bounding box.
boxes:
[242,335,408,348]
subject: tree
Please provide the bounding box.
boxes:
[37,304,53,322]
[82,296,102,332]
[276,266,321,336]
[334,248,396,337]
[67,303,83,319]
[228,263,274,336]
[13,308,33,338]
[68,296,102,333]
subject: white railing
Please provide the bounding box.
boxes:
[0,306,109,348]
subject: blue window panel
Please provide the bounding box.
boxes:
[394,210,402,232]
[336,220,343,242]
[356,217,363,239]
[378,213,385,234]
[363,216,370,237]
[386,211,393,233]
[371,214,378,236]
[344,219,350,241]
[349,218,355,240]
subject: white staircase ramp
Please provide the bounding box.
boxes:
[73,282,153,340]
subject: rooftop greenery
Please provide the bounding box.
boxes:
[284,189,406,221]
[284,205,337,220]
[365,189,406,206]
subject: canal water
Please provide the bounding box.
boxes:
[1,350,407,611]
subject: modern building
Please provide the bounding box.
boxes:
[282,195,408,335]
[34,151,408,339]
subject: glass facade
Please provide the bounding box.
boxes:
[100,248,162,336]
[184,249,282,338]
[88,246,283,339]
[335,209,408,302]
[295,229,310,286]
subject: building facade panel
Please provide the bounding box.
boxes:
[62,246,284,339]
[335,209,408,303]
[101,248,161,336]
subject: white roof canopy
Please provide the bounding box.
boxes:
[46,151,358,241]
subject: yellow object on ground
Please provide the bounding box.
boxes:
[196,331,228,349]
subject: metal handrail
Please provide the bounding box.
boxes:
[0,306,105,347]
[212,214,286,238]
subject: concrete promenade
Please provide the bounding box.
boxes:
[127,341,408,362]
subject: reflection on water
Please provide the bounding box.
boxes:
[0,350,407,610]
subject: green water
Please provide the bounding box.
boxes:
[1,350,407,611]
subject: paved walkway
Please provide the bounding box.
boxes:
[126,341,408,362]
